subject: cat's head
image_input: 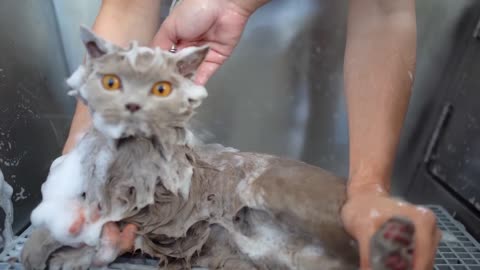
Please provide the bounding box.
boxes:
[67,26,209,139]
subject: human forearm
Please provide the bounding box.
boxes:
[343,0,416,196]
[63,0,162,154]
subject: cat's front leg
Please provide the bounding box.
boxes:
[66,201,102,236]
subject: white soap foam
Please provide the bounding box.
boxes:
[92,114,125,139]
[30,142,121,247]
[441,231,459,243]
[233,223,291,264]
[66,65,86,90]
[0,167,14,250]
[232,223,330,270]
[29,132,135,248]
[232,222,327,270]
[30,149,88,246]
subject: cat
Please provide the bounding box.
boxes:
[20,26,415,270]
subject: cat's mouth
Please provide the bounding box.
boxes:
[177,106,194,117]
[182,108,193,116]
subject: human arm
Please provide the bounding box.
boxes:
[341,0,440,269]
[151,0,269,85]
[62,0,162,154]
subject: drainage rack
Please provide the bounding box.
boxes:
[1,205,479,269]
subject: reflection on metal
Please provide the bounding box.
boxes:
[0,0,73,234]
[472,15,480,39]
[198,0,350,177]
[423,103,454,164]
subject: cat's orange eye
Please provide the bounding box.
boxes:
[151,81,172,97]
[101,74,122,91]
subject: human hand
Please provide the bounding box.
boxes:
[92,222,138,266]
[66,204,137,267]
[152,0,266,85]
[341,185,441,270]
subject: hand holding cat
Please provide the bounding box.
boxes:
[152,0,263,85]
[342,184,441,270]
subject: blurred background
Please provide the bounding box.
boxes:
[0,0,479,247]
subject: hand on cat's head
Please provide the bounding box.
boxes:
[67,26,209,139]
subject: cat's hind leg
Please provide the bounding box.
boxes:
[370,217,415,270]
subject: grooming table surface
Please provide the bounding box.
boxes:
[1,205,479,270]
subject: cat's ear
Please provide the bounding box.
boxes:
[174,45,210,79]
[79,25,119,58]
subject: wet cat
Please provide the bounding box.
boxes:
[21,26,415,270]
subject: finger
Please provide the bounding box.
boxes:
[411,208,438,270]
[101,222,121,246]
[357,229,377,270]
[425,229,441,270]
[118,224,138,253]
[195,61,220,85]
[93,223,122,267]
[427,228,442,269]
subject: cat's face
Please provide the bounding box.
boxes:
[67,26,209,139]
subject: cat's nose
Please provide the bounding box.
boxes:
[125,103,141,113]
[188,98,200,108]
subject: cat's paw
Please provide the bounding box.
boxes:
[370,217,415,270]
[48,245,96,270]
[92,222,138,267]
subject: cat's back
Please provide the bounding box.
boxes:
[192,144,357,269]
[193,143,348,233]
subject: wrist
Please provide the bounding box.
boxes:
[346,180,390,199]
[228,0,270,16]
[347,160,393,198]
[63,102,91,155]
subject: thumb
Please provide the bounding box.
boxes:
[358,233,374,270]
[151,17,177,50]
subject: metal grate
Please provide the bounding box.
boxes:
[429,205,480,270]
[0,226,31,270]
[1,205,479,270]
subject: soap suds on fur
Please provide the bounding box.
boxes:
[92,114,126,139]
[233,224,292,265]
[30,149,88,246]
[30,141,120,247]
[235,157,270,209]
[0,167,14,250]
